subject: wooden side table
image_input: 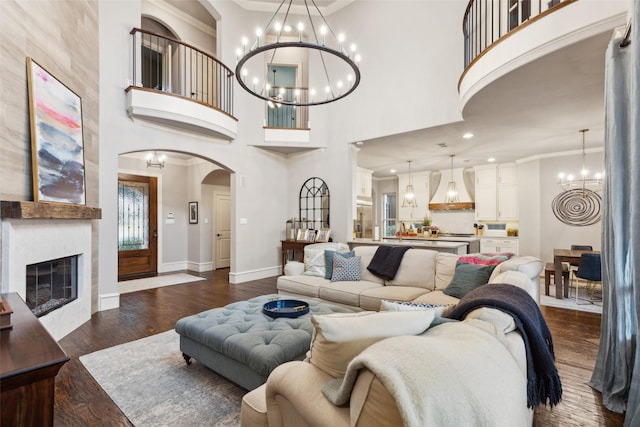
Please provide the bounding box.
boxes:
[0,293,69,426]
[281,240,315,274]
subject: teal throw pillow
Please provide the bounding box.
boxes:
[331,255,361,282]
[443,261,497,299]
[325,250,355,279]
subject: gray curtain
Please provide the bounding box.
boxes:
[589,4,640,425]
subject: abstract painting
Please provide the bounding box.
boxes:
[27,58,86,204]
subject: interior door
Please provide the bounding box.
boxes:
[214,192,231,269]
[118,174,158,279]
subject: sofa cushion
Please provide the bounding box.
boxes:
[385,249,437,289]
[379,300,451,317]
[325,250,355,279]
[308,311,435,377]
[277,275,329,298]
[303,242,349,277]
[359,286,430,311]
[352,246,385,284]
[435,252,460,291]
[318,280,383,307]
[443,261,497,299]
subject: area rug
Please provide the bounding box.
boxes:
[118,273,205,294]
[80,330,244,426]
[538,282,602,314]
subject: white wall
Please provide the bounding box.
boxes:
[99,0,290,309]
[516,151,603,263]
[324,0,467,143]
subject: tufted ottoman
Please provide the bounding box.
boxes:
[175,294,352,390]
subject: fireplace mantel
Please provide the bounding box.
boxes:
[1,201,101,220]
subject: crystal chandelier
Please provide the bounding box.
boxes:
[146,151,166,169]
[234,0,361,107]
[402,160,418,208]
[558,129,603,193]
[445,154,459,204]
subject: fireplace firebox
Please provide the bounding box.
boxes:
[26,255,78,317]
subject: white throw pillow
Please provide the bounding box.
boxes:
[303,243,349,277]
[309,310,435,377]
[379,300,451,317]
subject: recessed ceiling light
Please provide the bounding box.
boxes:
[488,157,495,162]
[355,141,364,146]
[390,169,396,173]
[463,132,474,139]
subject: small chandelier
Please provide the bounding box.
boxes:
[235,0,361,107]
[445,154,460,204]
[402,160,418,208]
[146,151,166,169]
[558,129,603,193]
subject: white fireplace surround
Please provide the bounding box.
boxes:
[1,218,92,340]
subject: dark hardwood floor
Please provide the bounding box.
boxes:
[53,270,624,426]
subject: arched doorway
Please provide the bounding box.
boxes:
[117,151,232,278]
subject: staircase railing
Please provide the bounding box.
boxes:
[463,0,576,69]
[130,28,234,117]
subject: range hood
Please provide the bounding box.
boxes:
[427,168,475,211]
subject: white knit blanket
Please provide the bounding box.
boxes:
[322,321,529,427]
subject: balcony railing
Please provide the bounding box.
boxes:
[264,86,310,130]
[130,28,234,117]
[463,0,575,68]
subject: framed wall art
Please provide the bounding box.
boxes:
[189,201,199,224]
[27,57,86,204]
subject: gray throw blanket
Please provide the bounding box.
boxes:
[366,245,411,280]
[447,283,563,408]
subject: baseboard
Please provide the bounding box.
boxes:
[229,266,280,284]
[99,292,120,311]
[159,261,188,273]
[187,261,214,272]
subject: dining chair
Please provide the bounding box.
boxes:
[574,253,602,304]
[569,245,593,289]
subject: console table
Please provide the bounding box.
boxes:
[0,293,69,426]
[281,240,316,274]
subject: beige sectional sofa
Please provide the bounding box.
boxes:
[240,243,544,427]
[277,243,543,310]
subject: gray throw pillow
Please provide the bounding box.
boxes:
[324,250,355,279]
[443,261,497,299]
[331,254,361,282]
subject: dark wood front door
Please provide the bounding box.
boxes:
[118,174,158,280]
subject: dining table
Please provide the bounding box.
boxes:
[553,248,600,299]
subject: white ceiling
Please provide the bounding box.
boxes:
[230,0,354,14]
[146,1,618,178]
[357,30,614,178]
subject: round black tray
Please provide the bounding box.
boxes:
[263,299,309,319]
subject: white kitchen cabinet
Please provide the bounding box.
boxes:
[474,163,518,221]
[480,238,519,255]
[356,167,373,198]
[397,171,429,221]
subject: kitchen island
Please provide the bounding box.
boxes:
[348,238,469,255]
